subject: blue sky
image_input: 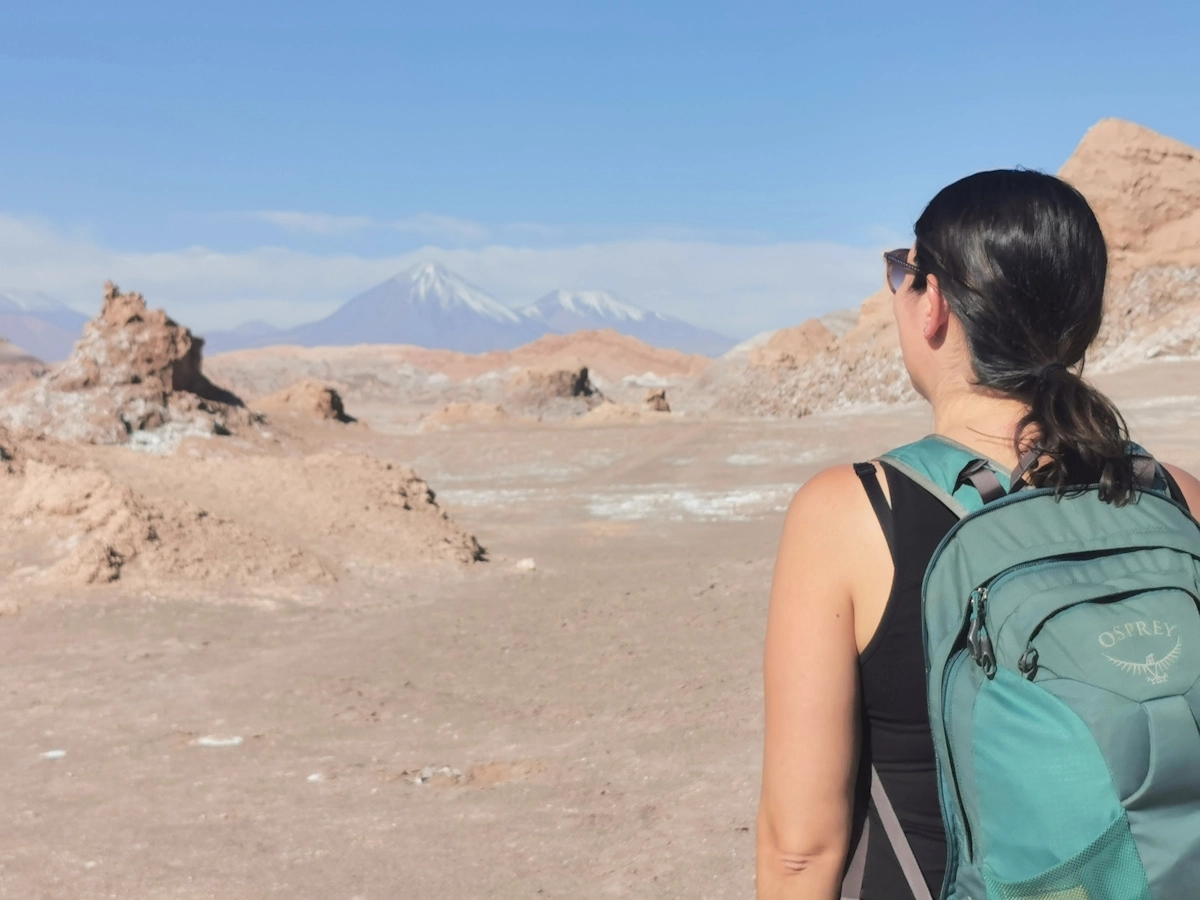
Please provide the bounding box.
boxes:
[2,1,1199,338]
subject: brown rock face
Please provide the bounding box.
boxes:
[839,288,897,352]
[0,458,331,585]
[710,285,913,418]
[506,365,604,416]
[257,379,355,423]
[750,319,838,369]
[643,388,670,412]
[52,282,235,403]
[1058,120,1200,367]
[1092,266,1200,368]
[509,366,595,399]
[0,282,250,445]
[1059,118,1200,273]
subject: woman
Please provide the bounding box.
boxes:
[755,169,1200,899]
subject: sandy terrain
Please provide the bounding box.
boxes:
[1,355,1197,899]
[2,117,1199,898]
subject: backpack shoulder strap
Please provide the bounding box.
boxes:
[1128,441,1190,510]
[1161,468,1190,511]
[840,768,934,900]
[880,435,1012,519]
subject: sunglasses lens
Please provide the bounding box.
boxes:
[887,259,906,293]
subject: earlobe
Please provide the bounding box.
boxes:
[923,276,948,341]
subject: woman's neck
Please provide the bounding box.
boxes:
[930,382,1033,470]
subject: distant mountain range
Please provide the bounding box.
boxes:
[203,262,736,356]
[519,289,734,357]
[0,290,89,362]
[0,263,738,362]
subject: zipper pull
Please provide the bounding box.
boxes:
[1018,646,1039,680]
[967,587,985,662]
[967,586,997,678]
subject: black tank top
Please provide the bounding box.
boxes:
[855,462,958,899]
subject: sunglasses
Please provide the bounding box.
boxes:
[884,248,921,293]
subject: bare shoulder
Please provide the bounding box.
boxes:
[776,463,886,571]
[773,462,894,651]
[780,464,879,539]
[1163,463,1200,513]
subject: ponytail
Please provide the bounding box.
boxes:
[1009,363,1135,505]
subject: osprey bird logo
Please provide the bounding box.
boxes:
[1106,638,1182,685]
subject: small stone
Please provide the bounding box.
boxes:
[192,735,243,748]
[40,750,66,760]
[643,388,670,412]
[420,766,434,780]
[516,558,537,571]
[306,773,324,783]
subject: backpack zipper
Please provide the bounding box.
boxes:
[939,650,975,860]
[1016,586,1200,679]
[961,550,1133,676]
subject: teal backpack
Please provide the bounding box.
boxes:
[851,435,1200,900]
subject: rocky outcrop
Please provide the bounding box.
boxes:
[708,287,914,417]
[1058,120,1200,368]
[256,379,354,423]
[505,365,605,417]
[0,452,330,586]
[0,339,47,387]
[643,388,670,412]
[1091,266,1200,370]
[0,282,252,446]
[749,319,838,369]
[1059,118,1200,282]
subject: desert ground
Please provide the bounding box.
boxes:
[2,117,1200,898]
[1,355,1196,900]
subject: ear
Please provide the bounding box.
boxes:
[922,274,952,343]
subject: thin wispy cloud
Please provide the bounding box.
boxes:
[249,210,491,242]
[245,211,769,247]
[250,211,377,236]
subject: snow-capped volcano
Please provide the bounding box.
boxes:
[522,290,650,325]
[521,289,734,356]
[405,262,526,324]
[225,262,544,353]
[203,265,734,356]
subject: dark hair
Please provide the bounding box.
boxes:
[912,169,1135,503]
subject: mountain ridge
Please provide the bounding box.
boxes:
[519,288,734,355]
[205,262,735,356]
[0,289,90,362]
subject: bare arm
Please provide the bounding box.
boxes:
[1163,463,1200,513]
[756,466,879,900]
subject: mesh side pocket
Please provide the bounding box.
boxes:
[982,813,1150,900]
